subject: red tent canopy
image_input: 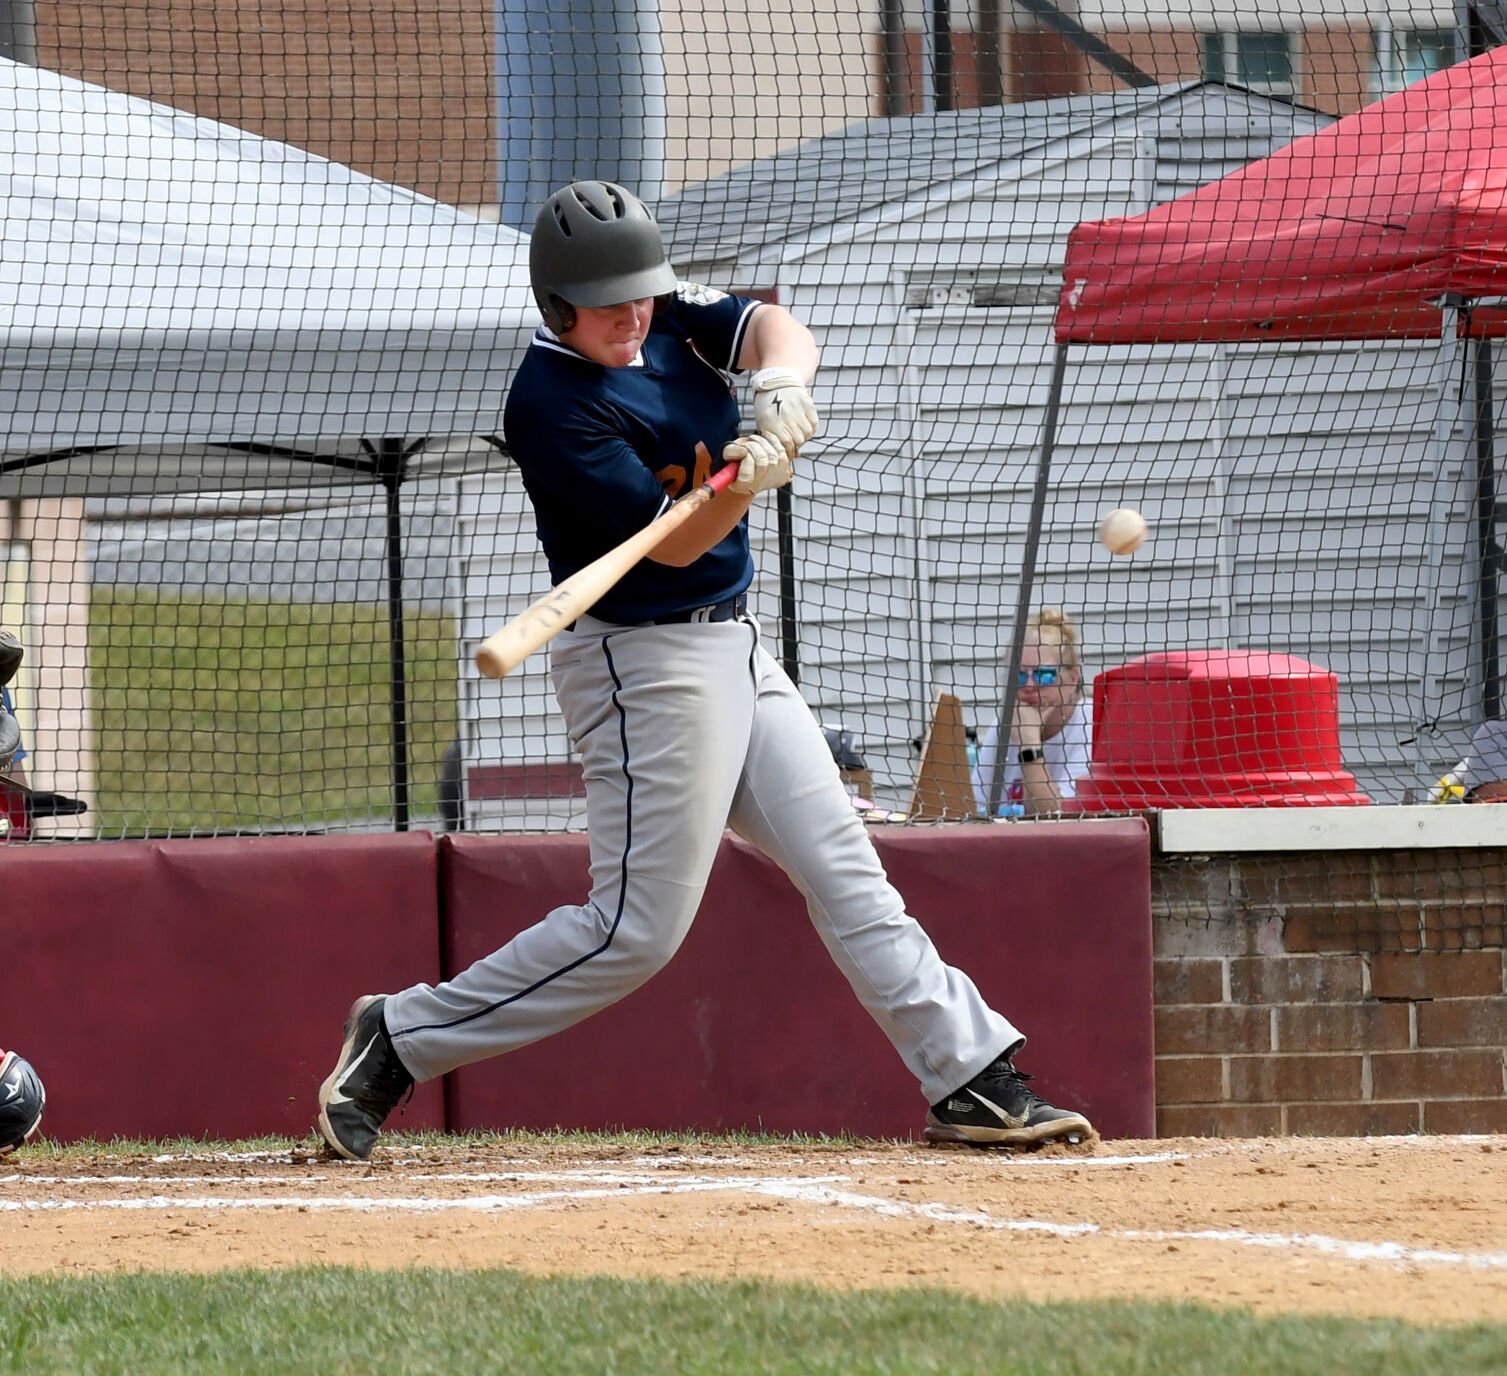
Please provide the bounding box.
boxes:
[1056,50,1507,343]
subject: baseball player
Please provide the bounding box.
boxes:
[316,180,1094,1161]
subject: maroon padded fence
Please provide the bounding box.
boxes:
[442,820,1155,1141]
[5,832,446,1143]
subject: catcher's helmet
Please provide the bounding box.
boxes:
[529,180,677,334]
[0,1049,46,1153]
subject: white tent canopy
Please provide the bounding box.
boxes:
[0,57,537,497]
[0,59,540,829]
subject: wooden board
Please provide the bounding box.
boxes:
[908,691,978,821]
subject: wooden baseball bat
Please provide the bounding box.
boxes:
[474,461,745,679]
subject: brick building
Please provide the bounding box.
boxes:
[25,3,1463,213]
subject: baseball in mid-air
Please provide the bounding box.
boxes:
[1099,507,1148,556]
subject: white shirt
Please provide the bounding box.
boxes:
[971,698,1094,817]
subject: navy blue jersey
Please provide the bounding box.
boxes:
[502,283,761,623]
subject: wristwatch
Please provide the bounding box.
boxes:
[1018,746,1045,765]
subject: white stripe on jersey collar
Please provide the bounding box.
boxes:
[531,325,646,366]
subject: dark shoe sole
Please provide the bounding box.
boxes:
[922,1111,1095,1148]
[316,994,384,1162]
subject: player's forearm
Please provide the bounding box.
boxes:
[647,486,754,566]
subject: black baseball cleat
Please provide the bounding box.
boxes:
[925,1052,1094,1148]
[316,995,414,1162]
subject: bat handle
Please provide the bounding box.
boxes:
[703,459,743,497]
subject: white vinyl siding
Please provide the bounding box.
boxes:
[457,87,1480,825]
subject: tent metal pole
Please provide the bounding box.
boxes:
[988,341,1068,817]
[374,439,411,832]
[1474,336,1501,719]
[1417,301,1466,749]
[1465,1,1503,719]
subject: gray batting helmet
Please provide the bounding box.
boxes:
[0,1049,45,1153]
[530,181,677,334]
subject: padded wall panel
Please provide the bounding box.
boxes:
[443,820,1154,1141]
[5,833,446,1143]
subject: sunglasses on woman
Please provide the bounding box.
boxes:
[1017,667,1061,686]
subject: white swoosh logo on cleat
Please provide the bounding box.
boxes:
[325,1035,380,1106]
[973,1092,1028,1128]
[1,1083,18,1104]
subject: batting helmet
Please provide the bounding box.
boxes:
[530,181,677,335]
[0,1049,46,1153]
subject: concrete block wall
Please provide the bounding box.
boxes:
[1152,849,1507,1137]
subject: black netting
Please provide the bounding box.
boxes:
[1,5,1504,878]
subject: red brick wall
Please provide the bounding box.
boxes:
[1153,850,1507,1136]
[38,1,496,208]
[42,9,1378,204]
[881,23,1377,120]
[1301,23,1375,117]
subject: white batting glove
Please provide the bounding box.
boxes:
[725,432,793,495]
[751,367,819,457]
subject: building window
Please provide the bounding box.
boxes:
[1201,31,1295,97]
[1399,29,1455,85]
[1375,27,1456,94]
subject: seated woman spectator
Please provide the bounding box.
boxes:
[972,608,1094,817]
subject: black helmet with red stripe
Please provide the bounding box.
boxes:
[0,1049,45,1152]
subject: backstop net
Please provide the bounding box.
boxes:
[0,1,1502,853]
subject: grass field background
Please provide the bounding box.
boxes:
[87,588,459,836]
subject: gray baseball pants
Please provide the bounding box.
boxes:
[384,611,1021,1105]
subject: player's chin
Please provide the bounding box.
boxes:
[605,341,644,366]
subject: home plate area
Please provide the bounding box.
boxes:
[2,1134,1505,1323]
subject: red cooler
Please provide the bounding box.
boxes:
[0,778,25,840]
[1065,649,1369,811]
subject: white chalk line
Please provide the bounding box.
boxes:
[0,1169,822,1190]
[756,1182,1507,1271]
[0,1176,846,1215]
[1,1167,1504,1272]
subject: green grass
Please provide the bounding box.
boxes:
[88,588,459,834]
[0,1268,1502,1376]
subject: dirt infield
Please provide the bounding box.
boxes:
[3,1134,1505,1324]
